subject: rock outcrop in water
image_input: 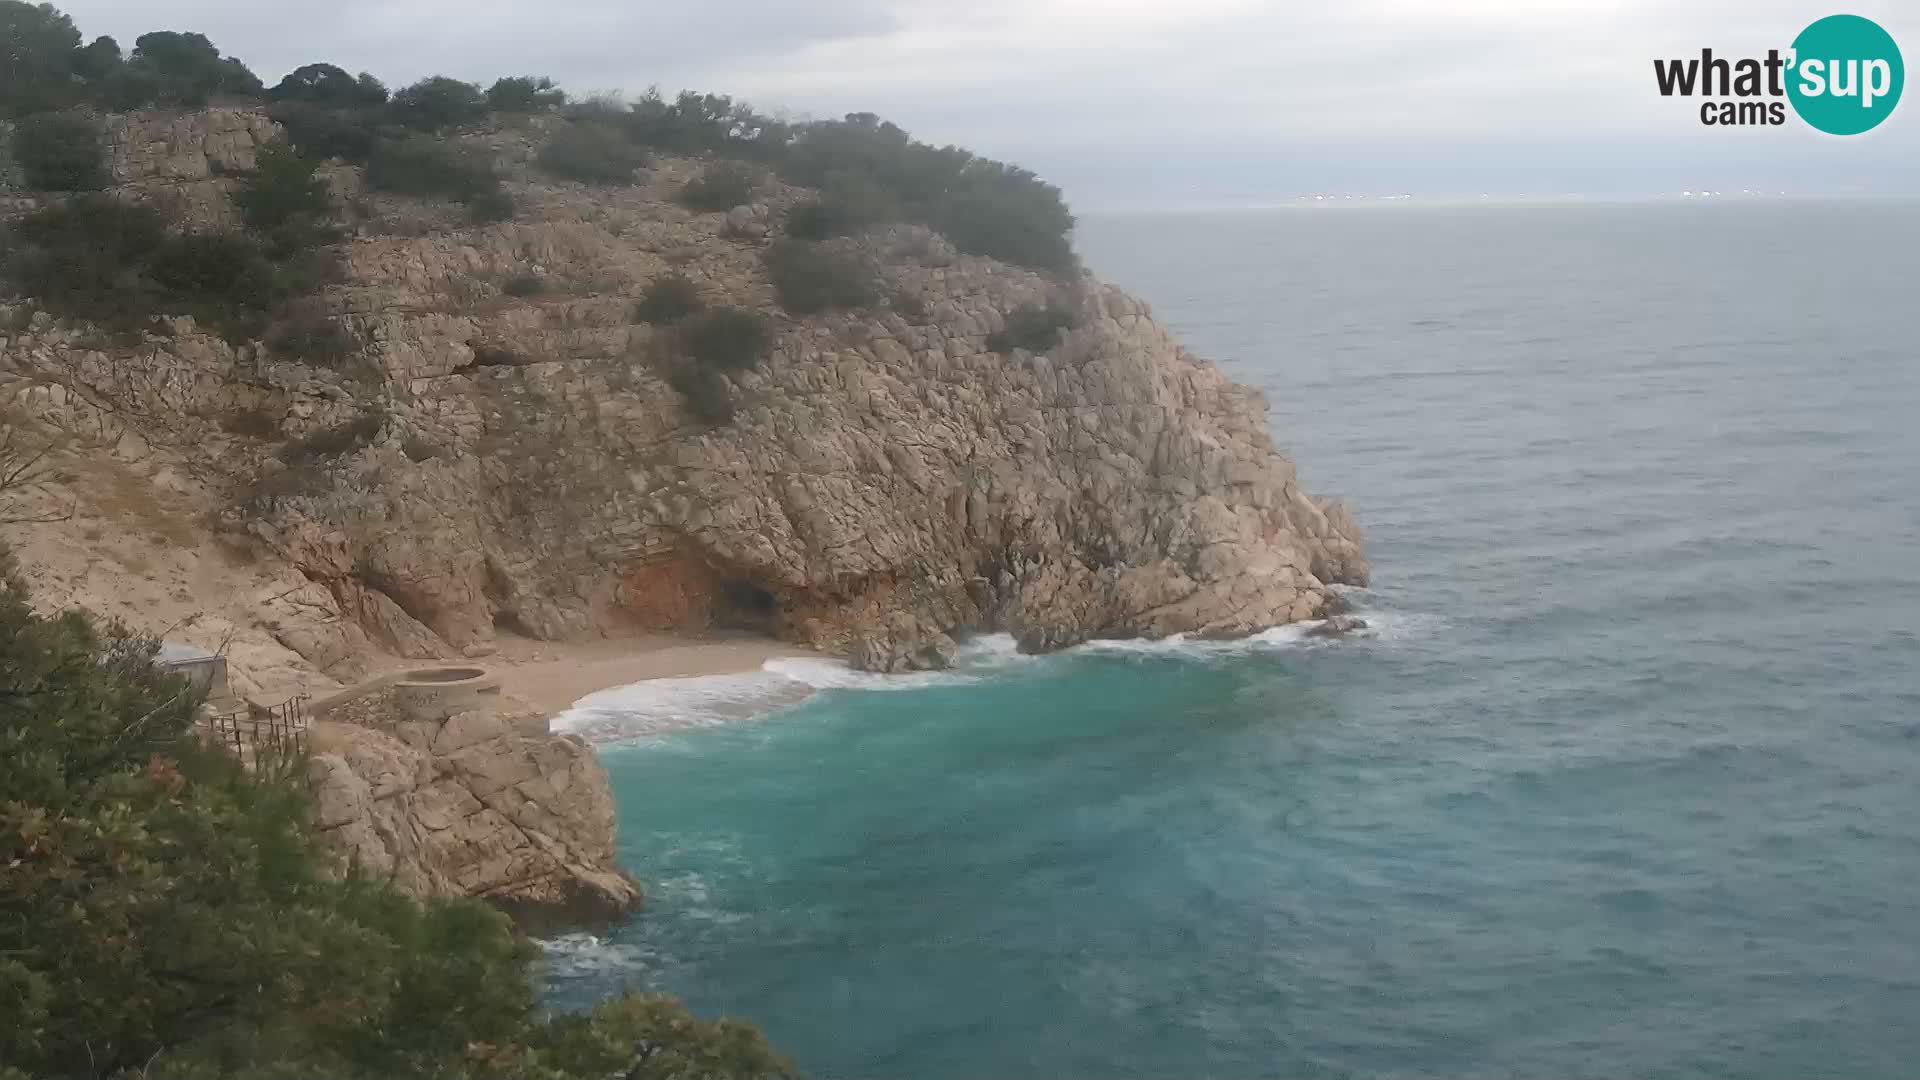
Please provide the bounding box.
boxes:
[306,679,641,930]
[2,108,1366,680]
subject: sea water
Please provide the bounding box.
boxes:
[546,201,1920,1079]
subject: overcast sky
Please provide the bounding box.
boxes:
[51,0,1920,209]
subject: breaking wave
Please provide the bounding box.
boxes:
[554,605,1436,744]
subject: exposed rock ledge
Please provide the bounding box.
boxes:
[306,674,640,931]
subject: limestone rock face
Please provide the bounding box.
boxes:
[2,108,1367,677]
[307,686,641,929]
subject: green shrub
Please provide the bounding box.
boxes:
[678,161,759,212]
[466,186,515,223]
[485,75,565,112]
[218,405,279,438]
[784,172,901,240]
[389,75,486,131]
[537,123,649,185]
[2,195,333,341]
[988,301,1077,354]
[764,239,877,315]
[266,101,383,163]
[625,89,789,159]
[267,242,345,298]
[268,62,385,107]
[121,30,263,108]
[234,141,339,254]
[668,365,736,426]
[70,33,121,83]
[2,196,165,323]
[779,113,1077,272]
[264,305,356,367]
[891,289,929,320]
[502,271,544,297]
[533,993,796,1080]
[401,434,442,462]
[365,135,500,203]
[0,2,84,116]
[935,182,1077,275]
[278,409,382,463]
[147,231,273,310]
[11,111,108,191]
[565,92,629,119]
[0,561,800,1078]
[680,306,770,371]
[632,272,703,324]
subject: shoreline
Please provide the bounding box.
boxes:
[484,632,811,715]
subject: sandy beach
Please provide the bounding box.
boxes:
[486,632,810,714]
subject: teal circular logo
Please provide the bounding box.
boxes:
[1787,14,1904,135]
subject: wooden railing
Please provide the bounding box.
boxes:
[201,695,310,761]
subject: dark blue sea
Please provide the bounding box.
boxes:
[547,201,1920,1079]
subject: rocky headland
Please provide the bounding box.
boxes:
[0,106,1365,922]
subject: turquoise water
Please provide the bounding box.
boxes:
[548,202,1920,1078]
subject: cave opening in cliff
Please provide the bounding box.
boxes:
[714,579,780,634]
[492,608,533,637]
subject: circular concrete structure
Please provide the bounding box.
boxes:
[391,665,502,722]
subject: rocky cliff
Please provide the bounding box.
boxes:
[1,106,1363,916]
[307,676,641,930]
[2,107,1366,684]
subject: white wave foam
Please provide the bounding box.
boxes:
[556,652,979,744]
[1065,608,1444,659]
[553,670,815,741]
[555,611,1442,743]
[540,932,654,979]
[760,656,975,692]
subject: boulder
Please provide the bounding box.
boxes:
[305,695,641,930]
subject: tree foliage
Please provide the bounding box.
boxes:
[390,75,487,131]
[264,302,358,368]
[69,33,119,81]
[764,240,878,315]
[680,307,771,372]
[1,196,168,323]
[0,194,335,342]
[987,301,1078,354]
[486,75,565,113]
[782,113,1076,271]
[2,4,1081,273]
[365,135,505,208]
[233,140,340,255]
[667,366,736,427]
[784,171,900,241]
[269,63,387,108]
[266,100,384,163]
[537,122,648,186]
[10,110,107,191]
[624,89,788,159]
[0,1,84,116]
[632,273,704,325]
[126,30,264,106]
[0,564,797,1080]
[678,161,760,213]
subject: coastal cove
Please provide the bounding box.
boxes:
[7,1,1915,1073]
[544,201,1920,1079]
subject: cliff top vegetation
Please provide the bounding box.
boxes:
[0,0,1077,273]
